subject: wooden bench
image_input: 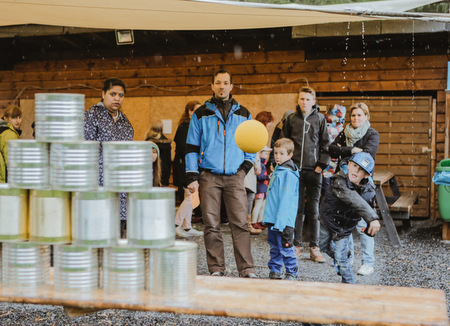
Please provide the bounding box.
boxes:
[0,276,448,325]
[372,171,420,245]
[390,192,419,225]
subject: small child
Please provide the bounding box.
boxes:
[263,138,299,280]
[319,152,381,284]
[251,146,271,230]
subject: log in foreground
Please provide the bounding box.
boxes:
[0,276,448,326]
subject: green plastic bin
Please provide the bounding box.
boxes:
[436,159,450,221]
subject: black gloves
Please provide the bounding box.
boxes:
[281,226,294,248]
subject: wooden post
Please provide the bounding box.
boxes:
[445,90,450,159]
[443,221,450,241]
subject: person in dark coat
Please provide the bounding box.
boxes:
[281,86,331,263]
[145,121,172,187]
[173,100,204,238]
[328,102,379,276]
[173,101,201,202]
[319,152,381,284]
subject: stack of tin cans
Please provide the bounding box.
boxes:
[0,93,197,298]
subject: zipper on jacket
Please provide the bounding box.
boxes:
[223,124,227,173]
[300,115,306,171]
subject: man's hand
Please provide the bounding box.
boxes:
[367,220,381,236]
[187,181,199,194]
[314,166,323,174]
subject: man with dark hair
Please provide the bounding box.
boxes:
[185,70,257,278]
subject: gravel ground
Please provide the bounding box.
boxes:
[0,219,449,325]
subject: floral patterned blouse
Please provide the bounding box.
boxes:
[84,102,134,220]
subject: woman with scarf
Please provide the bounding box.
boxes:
[328,102,379,277]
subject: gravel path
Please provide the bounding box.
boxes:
[0,219,448,325]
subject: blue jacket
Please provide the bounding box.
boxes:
[185,97,255,181]
[263,160,299,232]
[320,170,378,239]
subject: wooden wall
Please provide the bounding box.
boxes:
[0,49,448,218]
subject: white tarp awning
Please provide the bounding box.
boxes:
[0,0,448,31]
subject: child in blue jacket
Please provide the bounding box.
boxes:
[263,138,299,280]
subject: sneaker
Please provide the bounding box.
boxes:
[175,226,188,238]
[248,225,262,235]
[295,246,302,258]
[284,273,297,281]
[243,273,258,279]
[333,259,341,276]
[357,264,374,276]
[211,271,224,277]
[310,247,326,263]
[269,272,282,279]
[184,228,204,237]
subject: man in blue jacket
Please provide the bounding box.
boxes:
[185,69,257,278]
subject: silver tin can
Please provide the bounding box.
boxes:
[50,141,99,191]
[127,188,175,248]
[103,243,146,294]
[72,189,119,248]
[0,184,28,241]
[148,241,197,297]
[29,190,71,244]
[2,242,50,288]
[53,245,99,292]
[8,140,49,189]
[34,93,85,143]
[103,141,158,192]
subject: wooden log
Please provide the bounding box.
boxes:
[0,276,447,325]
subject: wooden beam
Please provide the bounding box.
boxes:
[0,276,448,325]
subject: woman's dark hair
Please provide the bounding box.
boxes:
[179,100,201,126]
[212,69,232,84]
[102,78,126,94]
[255,111,274,127]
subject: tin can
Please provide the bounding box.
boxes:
[29,190,71,244]
[8,140,49,189]
[2,242,50,288]
[34,93,84,143]
[53,245,99,292]
[72,189,119,247]
[0,184,28,241]
[103,141,158,192]
[50,141,99,191]
[148,241,197,297]
[127,188,175,248]
[103,243,146,294]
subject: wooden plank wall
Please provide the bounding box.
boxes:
[0,50,448,218]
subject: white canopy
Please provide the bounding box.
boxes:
[0,0,448,31]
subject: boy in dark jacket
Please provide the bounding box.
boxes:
[281,86,331,263]
[263,138,299,280]
[319,152,381,284]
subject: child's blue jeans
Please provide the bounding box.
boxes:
[267,228,298,276]
[319,223,355,284]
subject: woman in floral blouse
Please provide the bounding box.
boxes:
[84,77,134,237]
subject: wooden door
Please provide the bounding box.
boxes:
[318,96,433,218]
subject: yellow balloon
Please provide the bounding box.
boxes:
[234,120,268,153]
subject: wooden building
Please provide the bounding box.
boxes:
[0,22,448,220]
